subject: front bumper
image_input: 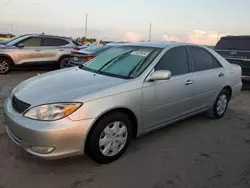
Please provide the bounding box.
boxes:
[4,98,95,159]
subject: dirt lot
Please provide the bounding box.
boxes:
[1,70,250,188]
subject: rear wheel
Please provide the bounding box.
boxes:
[86,112,132,164]
[207,89,230,119]
[0,57,11,74]
[59,57,70,68]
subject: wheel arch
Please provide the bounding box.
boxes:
[223,85,232,100]
[0,54,15,67]
[84,107,138,151]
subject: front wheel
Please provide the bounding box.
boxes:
[207,89,230,119]
[86,112,132,164]
[0,58,11,74]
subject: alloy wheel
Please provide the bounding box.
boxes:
[0,60,9,74]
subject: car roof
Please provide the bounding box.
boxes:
[23,34,71,40]
[221,35,250,40]
[121,41,194,48]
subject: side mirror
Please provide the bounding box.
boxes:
[16,43,24,48]
[146,70,172,82]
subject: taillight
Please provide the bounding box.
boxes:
[80,55,94,61]
[73,47,81,51]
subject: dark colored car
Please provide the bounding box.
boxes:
[215,36,250,80]
[69,44,117,66]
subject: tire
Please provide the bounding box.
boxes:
[207,89,230,119]
[0,57,11,74]
[59,57,70,69]
[86,112,132,164]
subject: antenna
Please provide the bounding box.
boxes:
[148,23,152,41]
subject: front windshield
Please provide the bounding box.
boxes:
[82,46,162,79]
[6,35,29,46]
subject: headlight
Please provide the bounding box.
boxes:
[24,103,82,121]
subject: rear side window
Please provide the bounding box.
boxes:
[215,38,250,51]
[155,47,189,76]
[42,38,69,46]
[189,47,221,72]
[21,37,41,47]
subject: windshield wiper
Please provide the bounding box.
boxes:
[95,49,136,74]
[127,49,156,79]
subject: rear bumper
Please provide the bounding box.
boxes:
[232,82,243,99]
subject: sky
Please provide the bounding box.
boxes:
[0,0,250,45]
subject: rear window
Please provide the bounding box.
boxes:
[215,38,250,51]
[84,45,110,53]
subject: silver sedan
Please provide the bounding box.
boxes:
[4,42,242,163]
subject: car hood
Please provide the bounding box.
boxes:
[13,67,129,105]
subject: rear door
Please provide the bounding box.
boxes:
[41,38,71,65]
[187,46,226,110]
[13,37,43,65]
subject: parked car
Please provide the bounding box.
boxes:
[0,34,79,74]
[215,35,250,81]
[4,42,242,163]
[69,44,119,67]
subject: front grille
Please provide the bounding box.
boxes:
[12,95,31,113]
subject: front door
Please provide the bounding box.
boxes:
[142,46,194,131]
[13,37,43,66]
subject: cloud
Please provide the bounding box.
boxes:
[163,34,181,42]
[123,32,140,42]
[187,30,229,45]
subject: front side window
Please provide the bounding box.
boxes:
[155,47,189,76]
[20,37,42,47]
[189,47,221,72]
[82,46,162,79]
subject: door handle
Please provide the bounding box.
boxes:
[185,80,194,86]
[59,49,64,51]
[35,49,41,52]
[218,72,225,77]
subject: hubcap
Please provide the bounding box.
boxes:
[216,94,228,116]
[0,60,9,73]
[61,58,70,68]
[99,121,128,157]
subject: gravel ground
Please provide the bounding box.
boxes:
[1,70,250,188]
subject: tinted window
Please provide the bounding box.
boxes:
[84,45,110,53]
[155,47,189,76]
[189,47,221,71]
[21,37,41,47]
[215,38,250,51]
[42,38,69,46]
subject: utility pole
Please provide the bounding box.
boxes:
[217,32,220,42]
[148,23,152,42]
[11,24,14,35]
[84,14,88,43]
